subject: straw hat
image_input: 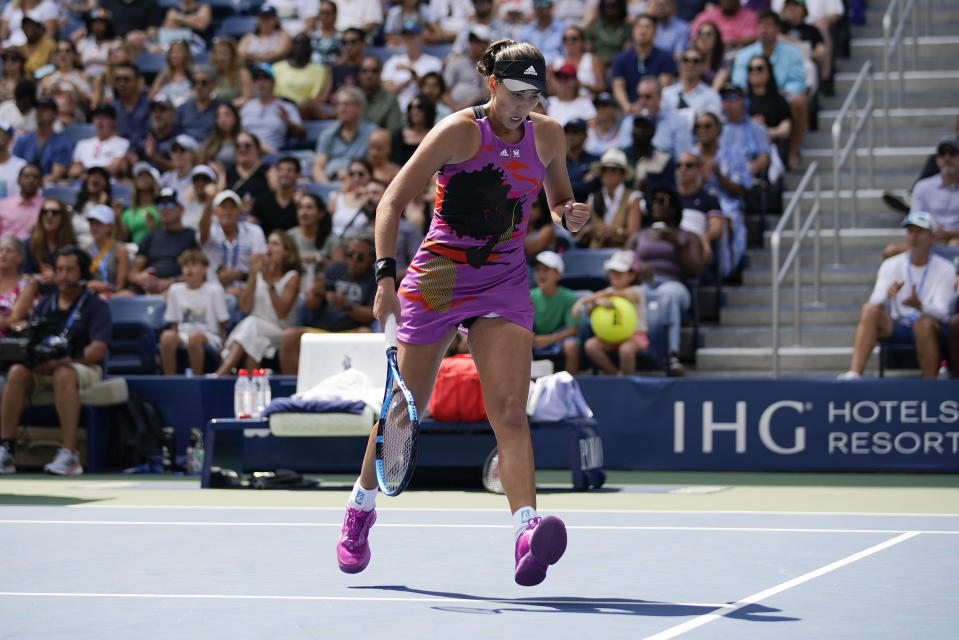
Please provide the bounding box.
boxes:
[590,148,634,182]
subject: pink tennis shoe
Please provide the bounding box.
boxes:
[514,515,567,586]
[337,506,376,573]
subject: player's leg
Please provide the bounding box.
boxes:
[468,316,567,586]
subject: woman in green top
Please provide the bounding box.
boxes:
[119,164,160,245]
[210,36,253,108]
[585,0,632,73]
[288,192,339,291]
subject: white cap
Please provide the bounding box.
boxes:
[901,210,934,231]
[604,250,635,273]
[86,204,115,225]
[535,250,564,275]
[213,189,242,207]
[173,134,199,151]
[190,164,216,181]
[132,161,160,183]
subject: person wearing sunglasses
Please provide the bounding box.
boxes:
[329,27,367,97]
[661,46,721,129]
[550,25,605,96]
[357,55,401,131]
[610,14,676,114]
[22,198,76,293]
[312,86,377,183]
[175,65,222,145]
[328,157,373,236]
[128,187,199,294]
[238,63,305,154]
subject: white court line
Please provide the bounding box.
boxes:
[0,520,957,535]
[0,592,726,609]
[640,532,921,640]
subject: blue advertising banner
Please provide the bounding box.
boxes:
[576,378,959,472]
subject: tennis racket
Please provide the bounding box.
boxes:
[374,315,420,496]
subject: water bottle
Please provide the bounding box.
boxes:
[938,361,950,380]
[259,368,271,413]
[185,428,204,474]
[250,369,264,418]
[160,426,176,472]
[234,369,252,418]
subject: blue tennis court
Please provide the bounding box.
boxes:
[1,475,956,639]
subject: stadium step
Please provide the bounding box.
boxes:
[694,346,876,372]
[748,246,884,269]
[815,107,959,134]
[832,70,959,95]
[799,146,937,172]
[723,285,870,307]
[699,325,856,349]
[783,169,919,192]
[804,128,945,149]
[720,305,863,327]
[741,265,877,286]
[849,34,959,58]
[762,217,907,244]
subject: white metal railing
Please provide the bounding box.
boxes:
[882,0,921,144]
[831,60,874,234]
[770,162,823,378]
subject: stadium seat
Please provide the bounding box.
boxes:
[290,119,335,151]
[105,296,167,375]
[135,52,167,84]
[62,123,94,147]
[111,181,133,207]
[559,248,616,291]
[218,15,257,39]
[422,44,453,60]
[42,183,81,206]
[365,46,403,64]
[303,181,342,205]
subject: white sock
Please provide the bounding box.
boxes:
[512,506,538,542]
[348,478,378,512]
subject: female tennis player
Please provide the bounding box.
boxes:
[335,39,589,586]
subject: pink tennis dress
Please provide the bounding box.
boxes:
[397,108,546,344]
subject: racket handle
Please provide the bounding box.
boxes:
[384,314,397,348]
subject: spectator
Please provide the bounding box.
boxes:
[203,102,241,172]
[328,157,372,236]
[74,8,118,81]
[176,65,221,145]
[83,204,128,297]
[311,0,341,67]
[779,0,830,95]
[381,21,442,112]
[273,33,331,121]
[224,130,272,206]
[358,55,402,132]
[89,41,129,110]
[288,191,339,278]
[329,27,366,97]
[582,148,641,249]
[334,0,382,34]
[365,127,400,184]
[239,63,305,153]
[649,0,690,59]
[585,0,632,75]
[0,79,38,138]
[148,40,193,108]
[517,0,565,65]
[49,81,84,128]
[239,5,292,65]
[135,96,182,171]
[0,234,34,336]
[251,155,299,235]
[99,0,164,52]
[312,86,377,182]
[629,185,705,375]
[197,189,267,294]
[839,212,957,380]
[357,176,383,230]
[524,190,558,259]
[530,250,579,373]
[0,48,26,104]
[23,198,76,294]
[216,229,302,376]
[161,0,212,43]
[266,0,320,37]
[0,245,111,476]
[419,71,454,122]
[69,104,128,178]
[389,94,436,166]
[572,249,650,375]
[949,311,959,378]
[693,21,730,91]
[546,62,596,127]
[429,0,475,44]
[584,92,632,157]
[161,134,200,204]
[611,14,677,112]
[71,165,111,244]
[444,25,490,111]
[1,0,58,49]
[774,0,839,92]
[693,110,750,278]
[551,25,605,96]
[0,126,27,199]
[210,36,253,108]
[661,46,721,128]
[159,248,229,375]
[674,150,725,274]
[181,163,216,230]
[718,83,772,179]
[621,114,674,193]
[731,10,807,171]
[109,63,151,152]
[0,163,42,241]
[15,15,54,75]
[634,77,695,159]
[383,0,438,46]
[278,230,375,375]
[564,118,599,204]
[12,97,70,183]
[119,162,161,244]
[128,187,198,294]
[450,0,507,57]
[690,0,758,50]
[38,40,92,108]
[745,55,792,161]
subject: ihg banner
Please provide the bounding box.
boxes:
[576,378,959,472]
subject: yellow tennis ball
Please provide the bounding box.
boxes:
[589,296,638,344]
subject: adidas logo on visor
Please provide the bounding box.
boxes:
[524,66,537,76]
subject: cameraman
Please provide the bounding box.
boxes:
[0,246,112,476]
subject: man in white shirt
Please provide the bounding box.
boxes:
[239,64,305,153]
[68,104,129,178]
[197,190,267,295]
[381,22,443,112]
[661,47,721,128]
[840,211,958,379]
[334,0,382,34]
[267,0,320,37]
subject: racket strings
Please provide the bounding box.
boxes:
[381,392,414,490]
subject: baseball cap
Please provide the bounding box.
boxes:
[936,136,959,154]
[493,58,547,94]
[400,19,422,35]
[190,164,217,182]
[901,211,933,231]
[172,134,199,151]
[251,62,274,79]
[563,117,587,133]
[604,250,635,273]
[556,62,577,78]
[20,15,42,27]
[593,92,617,107]
[720,82,745,97]
[213,190,242,207]
[158,187,178,202]
[36,97,57,111]
[86,204,115,225]
[467,24,492,42]
[257,5,277,17]
[91,103,116,119]
[535,250,564,275]
[132,161,160,183]
[0,120,13,137]
[150,96,174,110]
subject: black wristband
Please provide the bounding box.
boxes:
[561,210,571,232]
[374,257,397,282]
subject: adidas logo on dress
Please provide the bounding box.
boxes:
[500,149,509,157]
[524,66,537,76]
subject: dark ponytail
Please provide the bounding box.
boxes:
[476,39,545,78]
